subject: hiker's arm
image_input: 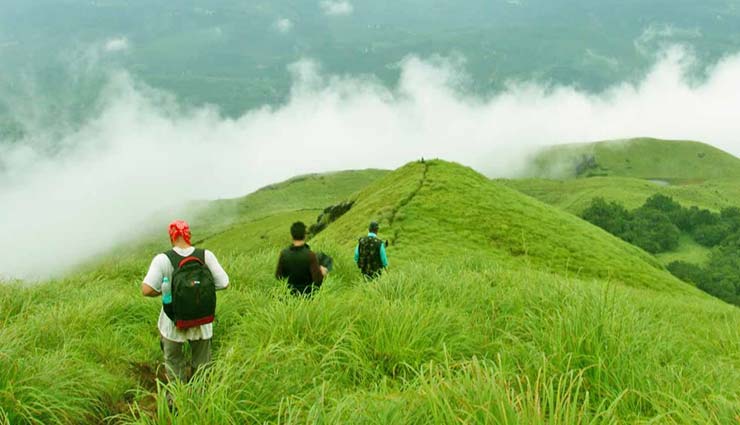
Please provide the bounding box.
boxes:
[205,250,229,290]
[380,243,389,268]
[141,282,160,297]
[141,255,164,297]
[309,253,324,284]
[275,253,285,279]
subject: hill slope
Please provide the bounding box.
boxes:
[504,176,740,215]
[1,160,739,425]
[312,160,693,293]
[194,169,389,235]
[510,139,740,268]
[527,138,740,182]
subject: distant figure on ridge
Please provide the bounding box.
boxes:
[355,221,388,279]
[141,220,230,386]
[275,221,328,296]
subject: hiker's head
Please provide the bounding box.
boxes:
[291,221,307,241]
[369,221,380,234]
[168,220,192,247]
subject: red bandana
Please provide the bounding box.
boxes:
[168,220,192,245]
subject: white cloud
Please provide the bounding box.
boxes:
[320,0,353,16]
[3,48,740,279]
[104,37,130,53]
[585,48,619,69]
[274,18,294,34]
[634,24,701,56]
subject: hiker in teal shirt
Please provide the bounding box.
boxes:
[354,221,388,278]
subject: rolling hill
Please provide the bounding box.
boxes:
[193,168,390,235]
[508,138,740,268]
[1,159,739,424]
[504,176,740,215]
[308,160,692,292]
[525,138,740,183]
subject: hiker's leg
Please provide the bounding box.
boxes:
[190,338,212,377]
[161,337,187,382]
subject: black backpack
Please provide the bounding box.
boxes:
[357,237,384,277]
[164,248,217,329]
[317,252,334,272]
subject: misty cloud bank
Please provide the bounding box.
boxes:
[274,18,294,34]
[320,0,354,16]
[104,37,130,52]
[2,48,740,280]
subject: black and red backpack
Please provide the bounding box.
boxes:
[164,248,217,329]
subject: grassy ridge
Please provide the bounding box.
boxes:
[2,159,740,424]
[504,177,740,215]
[502,178,722,267]
[508,139,740,268]
[316,160,692,292]
[194,169,389,236]
[527,138,740,182]
[200,210,320,253]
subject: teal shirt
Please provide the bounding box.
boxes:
[354,232,388,267]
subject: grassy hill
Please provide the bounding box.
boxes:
[2,160,740,424]
[526,138,740,183]
[310,161,692,292]
[504,176,740,215]
[194,169,390,235]
[504,177,740,267]
[509,138,740,268]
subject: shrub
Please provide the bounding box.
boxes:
[666,261,705,286]
[582,195,740,305]
[580,197,632,236]
[720,207,740,233]
[624,207,680,254]
[702,233,740,305]
[643,193,682,215]
[692,223,731,247]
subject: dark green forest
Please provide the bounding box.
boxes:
[582,194,740,305]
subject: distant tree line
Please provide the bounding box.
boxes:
[581,194,740,306]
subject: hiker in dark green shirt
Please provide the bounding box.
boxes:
[354,221,388,279]
[275,222,327,296]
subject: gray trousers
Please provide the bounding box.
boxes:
[161,337,212,382]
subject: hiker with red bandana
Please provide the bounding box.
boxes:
[141,220,229,385]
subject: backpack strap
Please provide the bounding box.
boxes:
[164,249,182,270]
[192,248,206,264]
[164,248,205,270]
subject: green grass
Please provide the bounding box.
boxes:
[504,176,740,215]
[3,257,739,424]
[503,177,735,214]
[193,169,389,236]
[2,160,740,424]
[503,177,723,268]
[104,168,388,263]
[526,138,740,183]
[314,160,692,293]
[200,210,321,253]
[655,235,712,267]
[506,139,740,269]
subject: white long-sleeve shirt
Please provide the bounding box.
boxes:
[143,246,229,342]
